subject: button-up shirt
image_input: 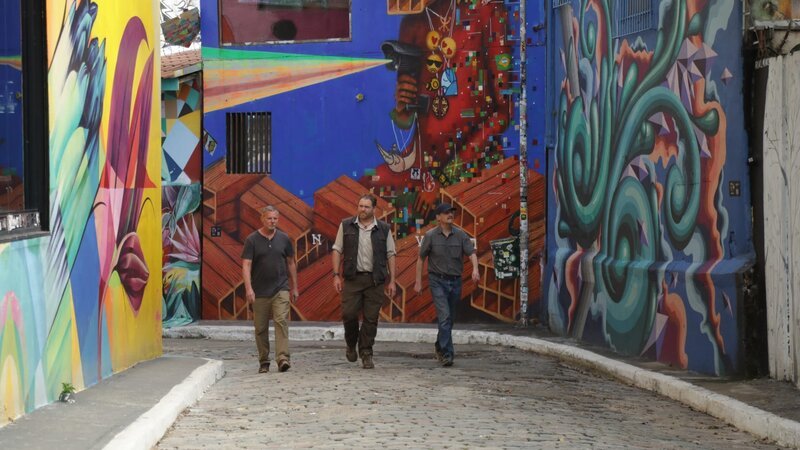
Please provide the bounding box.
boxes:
[419,225,475,276]
[333,217,396,272]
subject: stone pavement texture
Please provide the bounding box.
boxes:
[1,322,799,449]
[157,338,782,450]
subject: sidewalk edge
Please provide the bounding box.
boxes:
[102,358,225,450]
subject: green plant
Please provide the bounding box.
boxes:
[60,382,76,395]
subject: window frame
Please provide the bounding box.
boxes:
[0,0,50,242]
[217,0,353,47]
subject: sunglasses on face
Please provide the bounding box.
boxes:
[426,59,443,69]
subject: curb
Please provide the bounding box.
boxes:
[165,325,800,448]
[102,358,225,450]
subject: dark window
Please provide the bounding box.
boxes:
[219,0,351,45]
[0,0,48,238]
[226,112,272,174]
[614,0,656,37]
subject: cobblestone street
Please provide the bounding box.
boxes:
[157,338,783,449]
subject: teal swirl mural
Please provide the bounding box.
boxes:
[548,0,747,375]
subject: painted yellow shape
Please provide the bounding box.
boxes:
[204,58,388,112]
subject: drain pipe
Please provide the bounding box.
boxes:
[518,0,529,326]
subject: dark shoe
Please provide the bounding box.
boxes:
[278,360,291,372]
[442,356,453,367]
[361,354,374,369]
[258,363,270,373]
[435,346,444,362]
[346,346,358,363]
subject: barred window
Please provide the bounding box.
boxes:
[552,0,571,9]
[226,112,271,175]
[614,0,656,38]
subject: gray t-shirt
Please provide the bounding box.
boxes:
[419,226,475,277]
[242,229,294,297]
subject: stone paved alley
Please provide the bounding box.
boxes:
[156,339,783,449]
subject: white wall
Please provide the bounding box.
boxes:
[763,52,800,386]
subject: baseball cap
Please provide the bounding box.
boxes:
[434,203,456,215]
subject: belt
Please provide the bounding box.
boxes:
[430,272,460,281]
[356,271,372,275]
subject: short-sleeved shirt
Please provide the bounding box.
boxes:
[332,217,396,272]
[241,229,294,297]
[419,225,475,277]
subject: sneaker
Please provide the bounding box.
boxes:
[258,363,270,373]
[434,347,444,362]
[278,360,291,372]
[442,356,453,367]
[346,346,358,363]
[361,354,374,369]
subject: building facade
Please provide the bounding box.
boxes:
[1,0,161,424]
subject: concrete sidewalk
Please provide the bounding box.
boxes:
[0,356,223,450]
[2,322,799,449]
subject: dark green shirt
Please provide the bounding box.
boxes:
[242,229,294,298]
[419,225,475,277]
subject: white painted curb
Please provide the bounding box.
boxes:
[165,325,800,448]
[103,358,225,450]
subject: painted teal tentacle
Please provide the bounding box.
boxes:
[579,0,596,60]
[599,177,659,353]
[605,87,700,254]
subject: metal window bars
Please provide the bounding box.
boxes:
[226,112,272,174]
[613,0,655,38]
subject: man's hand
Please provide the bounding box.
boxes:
[414,278,422,293]
[385,280,396,298]
[291,288,299,304]
[333,275,343,293]
[471,268,480,283]
[246,288,256,304]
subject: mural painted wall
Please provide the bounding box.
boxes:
[199,0,547,324]
[1,0,161,424]
[546,0,753,375]
[162,73,202,327]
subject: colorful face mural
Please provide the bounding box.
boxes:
[162,73,202,327]
[548,0,749,375]
[1,0,160,424]
[199,0,545,324]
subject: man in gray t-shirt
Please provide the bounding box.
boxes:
[242,206,299,373]
[414,203,479,367]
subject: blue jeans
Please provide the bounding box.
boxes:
[428,274,462,359]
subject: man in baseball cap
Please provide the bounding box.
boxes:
[414,202,479,366]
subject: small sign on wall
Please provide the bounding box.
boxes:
[729,181,741,197]
[210,226,222,237]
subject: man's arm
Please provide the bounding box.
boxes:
[332,223,344,293]
[287,256,299,302]
[469,252,480,283]
[242,259,255,303]
[414,255,425,293]
[386,254,397,297]
[414,234,429,293]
